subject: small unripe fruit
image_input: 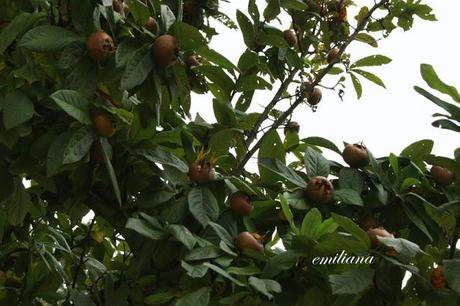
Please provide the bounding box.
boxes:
[188,162,215,184]
[305,176,334,204]
[327,47,340,63]
[93,112,115,138]
[152,35,179,67]
[283,30,297,47]
[307,87,322,105]
[229,192,253,216]
[430,166,454,186]
[342,143,369,168]
[235,232,264,253]
[144,17,158,33]
[86,31,115,62]
[367,227,394,248]
[431,266,446,289]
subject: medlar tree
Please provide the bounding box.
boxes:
[1,0,459,305]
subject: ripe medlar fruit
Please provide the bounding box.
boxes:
[342,143,369,168]
[431,266,446,289]
[307,87,322,105]
[229,192,253,216]
[144,17,158,33]
[430,165,454,186]
[367,227,394,248]
[305,176,334,204]
[188,161,215,184]
[86,31,116,62]
[92,112,115,138]
[283,30,297,47]
[327,47,340,63]
[152,34,179,67]
[235,232,264,253]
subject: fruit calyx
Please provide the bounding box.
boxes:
[86,31,116,62]
[152,34,179,67]
[229,191,253,216]
[188,148,216,184]
[305,176,334,204]
[342,143,369,168]
[235,231,264,253]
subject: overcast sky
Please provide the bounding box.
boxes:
[190,0,460,164]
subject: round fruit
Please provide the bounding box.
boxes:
[431,266,446,289]
[235,232,264,253]
[92,112,115,138]
[152,34,179,67]
[229,192,253,216]
[367,227,394,248]
[86,31,115,62]
[188,162,215,184]
[327,47,340,63]
[305,176,334,204]
[359,215,378,231]
[284,121,300,134]
[283,30,297,47]
[144,17,158,33]
[431,166,454,186]
[186,55,200,67]
[342,143,369,168]
[307,87,322,105]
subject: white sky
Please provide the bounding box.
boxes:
[190,0,460,165]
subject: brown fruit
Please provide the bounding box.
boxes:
[86,31,115,62]
[367,227,394,248]
[186,55,201,67]
[229,192,253,216]
[152,34,179,67]
[359,215,379,231]
[235,232,264,253]
[283,30,297,47]
[342,143,369,168]
[188,162,215,184]
[327,47,340,63]
[144,17,158,33]
[284,121,300,134]
[307,87,322,105]
[93,112,115,138]
[430,166,454,186]
[305,176,334,204]
[431,266,446,289]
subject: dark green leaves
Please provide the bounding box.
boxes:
[443,259,460,294]
[236,10,255,48]
[248,276,281,299]
[170,22,207,50]
[126,215,163,240]
[2,91,34,129]
[259,158,306,188]
[420,64,460,102]
[167,224,196,250]
[50,90,91,124]
[263,0,281,21]
[400,139,433,168]
[329,268,374,294]
[188,187,219,227]
[304,147,330,178]
[350,55,392,68]
[0,12,46,53]
[133,147,189,173]
[120,44,153,90]
[331,213,370,250]
[62,126,95,164]
[333,189,363,206]
[176,287,211,306]
[19,26,83,51]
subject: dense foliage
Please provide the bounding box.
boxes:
[0,0,459,305]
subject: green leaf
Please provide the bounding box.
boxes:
[400,139,433,168]
[120,44,153,90]
[181,261,209,278]
[236,10,255,48]
[5,181,33,226]
[259,158,306,188]
[47,132,73,176]
[301,208,322,238]
[195,47,237,71]
[50,90,91,124]
[207,221,234,247]
[195,66,234,99]
[185,246,222,261]
[301,137,341,154]
[350,72,362,99]
[101,138,122,206]
[213,100,236,127]
[69,0,93,34]
[19,25,83,51]
[2,91,34,130]
[188,187,219,228]
[0,12,46,53]
[443,259,460,294]
[280,194,296,231]
[333,189,364,206]
[329,268,374,294]
[219,292,251,305]
[378,237,422,262]
[262,250,299,278]
[280,0,307,10]
[116,40,142,68]
[400,202,433,242]
[304,147,330,178]
[133,147,189,173]
[238,49,259,73]
[125,218,163,240]
[256,31,288,48]
[263,0,281,21]
[176,287,211,306]
[71,290,97,306]
[170,22,207,50]
[258,130,286,185]
[62,126,95,164]
[352,69,386,88]
[203,263,246,286]
[167,224,197,250]
[331,213,370,249]
[227,265,261,276]
[248,276,281,299]
[338,168,365,193]
[350,55,392,68]
[431,119,460,132]
[355,33,378,47]
[125,0,150,24]
[144,291,176,305]
[414,86,460,121]
[420,64,460,103]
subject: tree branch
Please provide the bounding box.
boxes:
[233,0,389,176]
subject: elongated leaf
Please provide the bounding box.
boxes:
[414,86,460,120]
[331,213,370,249]
[176,287,211,306]
[350,55,392,68]
[185,246,222,261]
[195,47,237,71]
[181,261,209,278]
[2,91,34,130]
[188,187,219,228]
[133,147,189,172]
[0,12,46,53]
[259,158,306,188]
[355,33,378,47]
[248,276,281,299]
[264,0,281,21]
[203,263,246,286]
[280,0,307,10]
[304,147,330,178]
[236,10,255,48]
[329,268,374,294]
[333,189,363,206]
[301,208,322,238]
[301,137,341,154]
[19,25,83,51]
[144,291,176,305]
[352,69,386,88]
[62,126,95,164]
[443,259,460,294]
[207,221,234,247]
[101,138,122,206]
[262,250,299,278]
[350,72,362,99]
[167,224,196,250]
[50,90,91,124]
[400,203,433,242]
[378,237,422,262]
[121,44,153,90]
[400,139,433,168]
[431,119,460,132]
[420,64,460,103]
[170,22,206,50]
[125,218,163,240]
